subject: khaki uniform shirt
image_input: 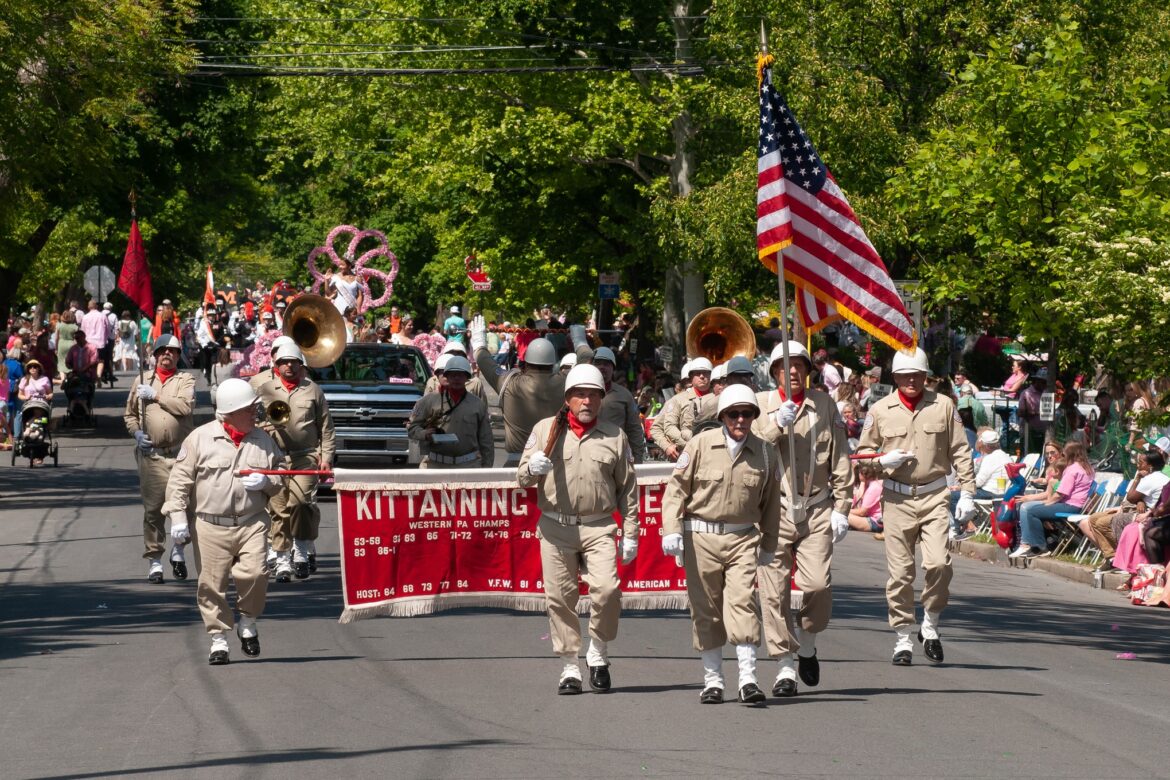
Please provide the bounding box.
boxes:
[600,383,647,463]
[653,387,702,449]
[253,372,336,464]
[753,389,854,515]
[162,420,283,519]
[856,389,976,491]
[423,374,488,403]
[123,370,196,452]
[661,427,783,553]
[517,417,639,538]
[686,392,721,436]
[407,390,494,466]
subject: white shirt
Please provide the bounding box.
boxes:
[974,448,1013,495]
[723,426,745,461]
[1135,471,1170,507]
[820,362,842,393]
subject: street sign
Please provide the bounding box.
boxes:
[1040,392,1055,422]
[893,279,922,338]
[869,383,894,401]
[599,271,620,300]
[83,265,116,303]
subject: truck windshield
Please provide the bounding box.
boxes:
[310,348,428,389]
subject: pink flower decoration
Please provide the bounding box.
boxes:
[308,224,399,313]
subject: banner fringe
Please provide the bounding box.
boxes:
[339,591,692,622]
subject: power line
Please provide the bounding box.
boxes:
[192,62,719,77]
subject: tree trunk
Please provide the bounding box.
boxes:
[660,2,705,372]
[0,218,57,322]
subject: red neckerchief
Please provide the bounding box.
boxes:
[897,390,923,411]
[777,387,805,405]
[279,374,299,393]
[693,387,706,397]
[154,367,175,384]
[446,388,466,405]
[567,411,597,438]
[221,420,247,447]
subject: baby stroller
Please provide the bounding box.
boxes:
[11,397,58,467]
[61,373,97,428]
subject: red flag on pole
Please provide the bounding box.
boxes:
[203,265,216,306]
[117,218,154,317]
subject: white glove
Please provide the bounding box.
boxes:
[661,532,684,557]
[878,449,915,469]
[758,548,776,566]
[956,492,977,522]
[240,472,269,491]
[470,315,487,352]
[134,431,154,451]
[136,384,157,401]
[171,522,190,545]
[830,511,850,544]
[772,399,799,428]
[527,452,553,476]
[620,538,638,565]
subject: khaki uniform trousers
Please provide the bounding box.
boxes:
[196,517,269,634]
[537,518,621,656]
[883,488,952,628]
[759,501,832,657]
[268,452,320,552]
[136,448,190,559]
[684,528,761,652]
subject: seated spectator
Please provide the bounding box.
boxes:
[1011,440,1094,558]
[951,429,1013,539]
[957,382,990,428]
[1029,442,1063,491]
[838,401,862,444]
[1079,450,1168,571]
[847,461,884,537]
[1114,480,1170,574]
[1018,367,1050,439]
[953,369,979,395]
[1123,381,1155,448]
[999,356,1029,399]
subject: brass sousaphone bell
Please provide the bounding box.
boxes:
[266,399,292,425]
[685,307,756,365]
[282,293,347,368]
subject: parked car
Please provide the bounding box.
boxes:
[308,342,432,466]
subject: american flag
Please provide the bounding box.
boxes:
[755,56,915,350]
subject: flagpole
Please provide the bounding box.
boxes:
[761,22,800,524]
[129,189,147,431]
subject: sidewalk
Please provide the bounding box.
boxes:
[951,537,1130,591]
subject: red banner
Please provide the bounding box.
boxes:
[334,465,687,621]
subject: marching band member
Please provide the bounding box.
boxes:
[856,347,976,665]
[252,342,335,582]
[660,384,783,704]
[518,364,638,695]
[752,342,853,696]
[122,335,196,583]
[688,355,756,435]
[591,347,647,463]
[408,356,493,468]
[423,341,489,402]
[163,379,283,665]
[649,357,712,461]
[470,319,564,465]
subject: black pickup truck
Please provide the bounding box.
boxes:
[307,342,432,466]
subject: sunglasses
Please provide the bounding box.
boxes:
[723,410,757,420]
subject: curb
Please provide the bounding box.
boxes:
[950,539,1129,590]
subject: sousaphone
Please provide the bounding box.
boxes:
[685,307,756,364]
[283,294,347,368]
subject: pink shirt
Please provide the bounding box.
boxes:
[853,479,883,522]
[19,375,52,399]
[80,309,110,347]
[1056,462,1093,509]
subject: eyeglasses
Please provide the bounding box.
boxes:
[723,410,756,420]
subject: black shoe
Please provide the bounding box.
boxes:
[797,652,820,687]
[308,553,317,573]
[1095,559,1116,573]
[237,629,260,658]
[738,682,766,704]
[557,676,583,695]
[275,568,292,584]
[917,632,944,663]
[772,677,797,698]
[589,664,612,693]
[208,649,230,666]
[170,560,188,581]
[892,649,913,666]
[293,560,310,580]
[700,686,723,704]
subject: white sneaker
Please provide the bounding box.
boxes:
[1009,545,1037,559]
[274,552,294,582]
[292,539,309,564]
[147,559,164,583]
[265,546,277,567]
[208,633,230,665]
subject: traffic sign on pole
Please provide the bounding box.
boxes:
[599,271,620,300]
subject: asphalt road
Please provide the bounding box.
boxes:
[2,370,1169,779]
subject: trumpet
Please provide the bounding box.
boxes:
[266,400,292,426]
